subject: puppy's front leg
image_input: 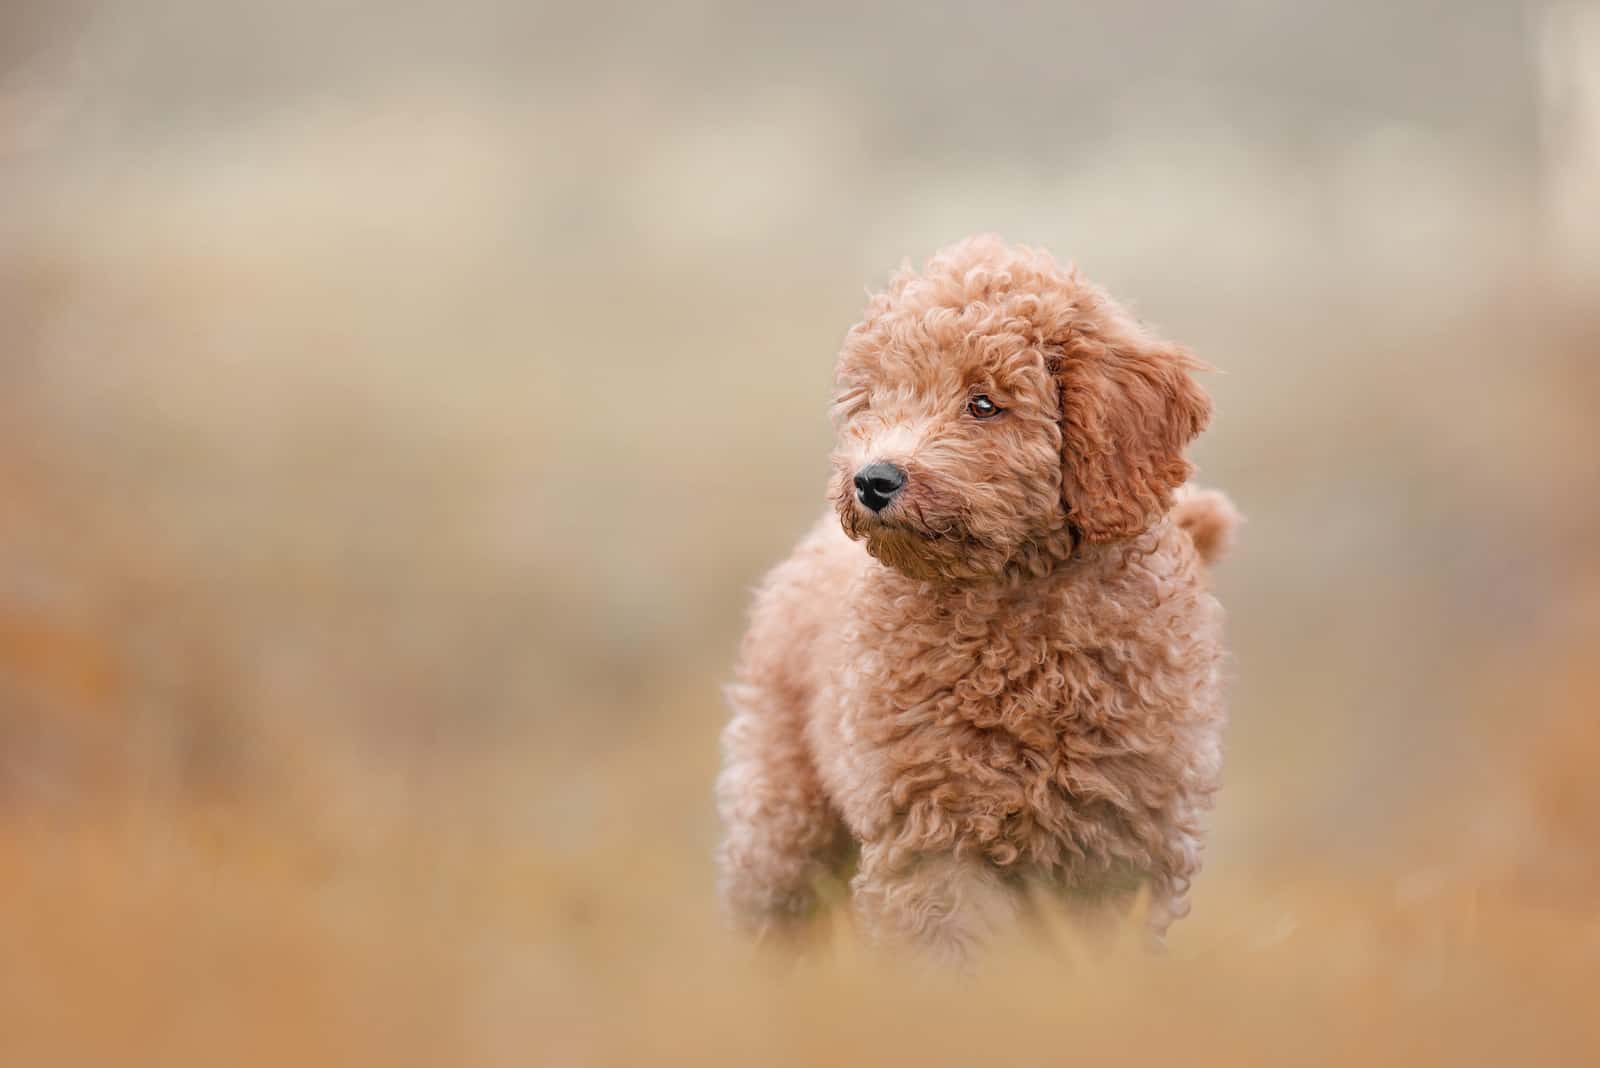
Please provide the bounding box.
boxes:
[851,840,1020,967]
[715,686,847,944]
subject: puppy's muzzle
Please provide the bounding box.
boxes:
[853,462,906,513]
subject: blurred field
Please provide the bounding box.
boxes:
[2,0,1599,1064]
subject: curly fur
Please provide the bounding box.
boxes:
[716,235,1236,963]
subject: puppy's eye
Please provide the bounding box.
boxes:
[967,395,1002,419]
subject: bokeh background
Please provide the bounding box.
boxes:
[2,0,1598,1063]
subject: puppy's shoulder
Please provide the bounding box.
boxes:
[1073,517,1203,587]
[1052,518,1216,642]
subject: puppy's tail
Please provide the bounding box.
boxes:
[1171,485,1240,568]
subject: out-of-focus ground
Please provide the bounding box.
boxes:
[1,0,1598,1063]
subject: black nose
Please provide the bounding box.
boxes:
[853,462,906,512]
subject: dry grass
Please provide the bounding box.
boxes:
[2,661,1597,1066]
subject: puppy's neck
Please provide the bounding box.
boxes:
[998,526,1080,585]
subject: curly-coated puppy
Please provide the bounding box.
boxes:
[716,235,1237,963]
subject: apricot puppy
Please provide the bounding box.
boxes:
[716,235,1237,962]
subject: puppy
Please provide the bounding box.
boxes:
[716,235,1236,962]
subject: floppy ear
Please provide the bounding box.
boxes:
[1052,313,1212,542]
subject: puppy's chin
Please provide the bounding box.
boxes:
[834,501,981,582]
[859,527,951,581]
[835,497,935,575]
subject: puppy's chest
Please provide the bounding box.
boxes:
[842,586,1131,752]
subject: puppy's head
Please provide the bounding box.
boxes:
[830,235,1211,581]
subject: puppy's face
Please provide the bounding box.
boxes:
[830,237,1210,582]
[830,322,1065,581]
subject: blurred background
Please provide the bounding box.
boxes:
[1,0,1597,1063]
